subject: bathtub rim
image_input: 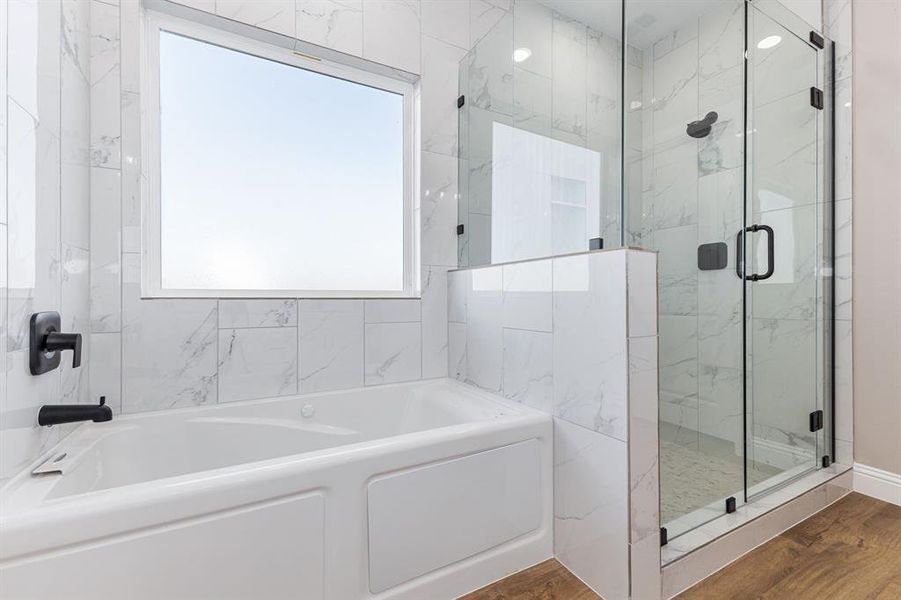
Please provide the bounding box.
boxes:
[0,379,551,560]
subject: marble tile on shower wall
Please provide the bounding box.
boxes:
[296,0,363,56]
[122,256,219,412]
[421,266,449,378]
[658,314,699,440]
[469,0,507,48]
[90,332,121,413]
[554,418,629,600]
[421,150,458,267]
[698,0,743,82]
[627,250,658,338]
[216,0,296,37]
[654,224,698,317]
[468,11,514,117]
[551,13,586,141]
[651,138,698,230]
[750,204,818,320]
[628,335,660,544]
[502,328,552,413]
[652,37,698,146]
[90,0,120,169]
[513,0,552,78]
[748,317,818,459]
[89,167,121,333]
[218,299,297,329]
[61,245,91,405]
[422,36,466,157]
[630,533,662,600]
[297,300,364,393]
[421,0,469,51]
[552,252,628,441]
[120,90,141,253]
[218,327,298,403]
[502,259,551,332]
[698,363,743,453]
[752,90,817,211]
[466,265,503,392]
[362,0,421,74]
[364,322,422,385]
[11,0,61,136]
[512,67,551,135]
[834,198,852,321]
[834,77,852,202]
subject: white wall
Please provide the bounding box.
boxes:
[448,248,660,600]
[85,0,496,415]
[1,0,92,481]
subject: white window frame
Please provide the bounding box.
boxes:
[141,10,418,298]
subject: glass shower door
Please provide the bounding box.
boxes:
[744,4,824,498]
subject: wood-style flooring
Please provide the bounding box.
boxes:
[677,492,901,599]
[459,493,901,600]
[459,559,599,600]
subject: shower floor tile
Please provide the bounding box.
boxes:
[660,427,781,526]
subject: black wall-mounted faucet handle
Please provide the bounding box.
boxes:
[44,332,82,368]
[29,312,83,375]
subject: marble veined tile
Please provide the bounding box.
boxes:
[217,0,296,37]
[298,300,364,393]
[421,266,449,378]
[362,0,421,74]
[421,0,470,51]
[502,328,552,413]
[466,266,503,391]
[296,0,363,56]
[364,322,422,385]
[218,327,298,403]
[218,299,297,328]
[422,37,466,157]
[122,256,219,413]
[502,259,552,332]
[553,252,628,441]
[554,418,629,600]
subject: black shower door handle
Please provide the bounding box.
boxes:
[735,224,775,281]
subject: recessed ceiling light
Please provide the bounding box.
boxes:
[757,35,782,49]
[513,47,532,63]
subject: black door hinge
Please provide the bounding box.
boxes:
[809,410,824,432]
[726,496,737,513]
[456,224,465,236]
[822,455,832,468]
[810,31,825,49]
[660,527,668,547]
[589,237,604,250]
[810,87,824,109]
[457,95,465,109]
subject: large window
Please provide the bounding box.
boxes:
[142,13,416,297]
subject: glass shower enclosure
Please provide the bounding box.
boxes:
[624,0,834,539]
[456,0,835,543]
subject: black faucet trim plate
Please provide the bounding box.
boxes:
[29,311,82,376]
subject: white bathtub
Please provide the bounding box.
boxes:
[0,379,552,599]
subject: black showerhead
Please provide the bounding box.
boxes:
[687,111,718,138]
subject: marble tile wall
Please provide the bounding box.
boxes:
[1,0,92,482]
[87,0,489,415]
[458,0,622,267]
[447,248,660,599]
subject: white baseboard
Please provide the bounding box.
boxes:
[853,463,901,506]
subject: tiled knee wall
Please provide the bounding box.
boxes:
[448,248,661,600]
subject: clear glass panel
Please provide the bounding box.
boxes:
[624,0,747,539]
[458,1,623,267]
[158,31,406,292]
[745,5,822,497]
